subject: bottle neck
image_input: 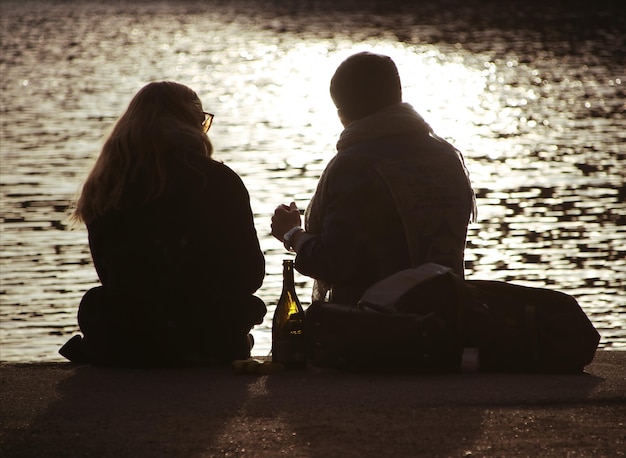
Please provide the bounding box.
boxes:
[282,261,295,292]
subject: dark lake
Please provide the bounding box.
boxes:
[1,0,624,361]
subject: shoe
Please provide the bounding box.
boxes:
[59,335,89,364]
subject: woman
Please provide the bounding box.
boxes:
[60,81,266,366]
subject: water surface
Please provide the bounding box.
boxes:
[1,0,624,361]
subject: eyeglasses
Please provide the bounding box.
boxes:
[202,112,214,133]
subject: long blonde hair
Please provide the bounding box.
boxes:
[73,81,213,224]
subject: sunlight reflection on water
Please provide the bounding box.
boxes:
[1,0,624,361]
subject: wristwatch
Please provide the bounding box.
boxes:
[283,226,303,252]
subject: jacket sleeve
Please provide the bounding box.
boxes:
[213,163,266,294]
[294,155,388,285]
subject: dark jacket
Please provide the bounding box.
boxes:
[296,133,473,305]
[80,149,266,365]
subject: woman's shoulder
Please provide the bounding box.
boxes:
[204,157,237,174]
[175,154,247,193]
[205,158,246,185]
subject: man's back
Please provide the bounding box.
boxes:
[297,132,473,304]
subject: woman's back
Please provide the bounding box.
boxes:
[87,152,264,302]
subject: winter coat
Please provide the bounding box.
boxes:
[296,103,474,304]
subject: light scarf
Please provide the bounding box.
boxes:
[336,102,430,152]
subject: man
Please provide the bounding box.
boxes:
[271,51,475,305]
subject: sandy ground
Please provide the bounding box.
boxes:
[1,351,624,457]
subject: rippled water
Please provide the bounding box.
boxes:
[1,0,624,362]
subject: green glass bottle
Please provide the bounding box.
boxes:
[272,259,306,369]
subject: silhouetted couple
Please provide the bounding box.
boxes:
[60,52,475,366]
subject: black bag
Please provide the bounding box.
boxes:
[304,264,600,373]
[305,264,464,373]
[461,279,600,373]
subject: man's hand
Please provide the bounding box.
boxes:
[271,202,302,241]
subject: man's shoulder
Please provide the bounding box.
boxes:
[336,134,454,166]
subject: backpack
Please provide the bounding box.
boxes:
[304,263,600,373]
[461,279,600,373]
